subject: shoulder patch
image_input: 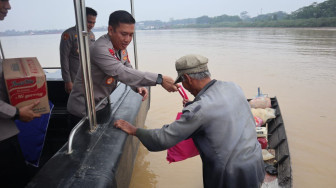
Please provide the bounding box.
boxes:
[108,48,115,56]
[108,48,121,61]
[193,105,201,113]
[127,55,130,63]
[106,77,114,85]
[182,105,201,121]
[63,33,70,40]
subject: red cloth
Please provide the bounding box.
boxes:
[257,137,267,149]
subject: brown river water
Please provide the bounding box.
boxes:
[129,28,336,188]
[1,27,336,187]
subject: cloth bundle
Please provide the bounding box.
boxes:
[16,101,54,167]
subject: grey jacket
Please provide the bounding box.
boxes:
[60,26,95,83]
[0,60,19,141]
[136,80,265,188]
[67,34,158,117]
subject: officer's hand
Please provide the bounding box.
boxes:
[19,100,41,122]
[114,119,137,135]
[161,75,178,92]
[137,87,148,101]
[65,82,73,94]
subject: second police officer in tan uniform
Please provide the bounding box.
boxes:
[0,1,42,187]
[67,10,178,121]
[60,7,97,94]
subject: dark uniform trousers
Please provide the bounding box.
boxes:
[68,100,111,130]
[0,135,31,188]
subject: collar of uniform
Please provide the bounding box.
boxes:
[184,79,217,107]
[116,50,122,59]
[194,79,217,100]
[104,34,122,60]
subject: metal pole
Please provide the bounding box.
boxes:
[130,0,139,70]
[80,2,97,131]
[73,0,97,131]
[130,0,151,108]
[68,116,87,154]
[0,40,5,59]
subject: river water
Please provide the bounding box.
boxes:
[1,27,336,187]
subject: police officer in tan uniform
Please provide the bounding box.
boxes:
[0,1,41,187]
[60,7,97,94]
[67,10,178,119]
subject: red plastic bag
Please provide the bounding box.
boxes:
[258,137,268,149]
[166,86,199,163]
[254,116,263,127]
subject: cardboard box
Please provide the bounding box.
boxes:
[3,57,50,114]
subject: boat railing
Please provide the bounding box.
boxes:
[67,96,109,154]
[0,40,5,59]
[130,0,139,70]
[43,67,60,70]
[73,0,97,131]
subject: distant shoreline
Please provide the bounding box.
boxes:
[2,0,336,37]
[1,26,336,37]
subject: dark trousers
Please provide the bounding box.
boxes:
[0,135,31,188]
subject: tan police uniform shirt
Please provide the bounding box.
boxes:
[60,26,95,83]
[67,34,158,118]
[0,59,19,141]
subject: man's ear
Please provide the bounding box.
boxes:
[184,74,192,85]
[108,25,114,35]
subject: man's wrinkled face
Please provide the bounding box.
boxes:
[181,74,197,96]
[181,78,190,93]
[109,23,134,50]
[87,15,96,32]
[0,0,11,20]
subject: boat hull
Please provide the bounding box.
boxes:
[261,97,292,188]
[27,77,150,188]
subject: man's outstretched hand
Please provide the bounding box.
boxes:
[162,75,178,92]
[114,119,137,135]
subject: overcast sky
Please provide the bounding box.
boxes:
[0,0,326,32]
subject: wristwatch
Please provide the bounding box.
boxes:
[12,107,20,120]
[156,74,163,85]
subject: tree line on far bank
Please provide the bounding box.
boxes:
[1,0,336,36]
[137,0,336,29]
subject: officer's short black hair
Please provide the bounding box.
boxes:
[86,7,97,17]
[108,10,135,29]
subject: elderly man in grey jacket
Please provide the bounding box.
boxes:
[115,54,265,188]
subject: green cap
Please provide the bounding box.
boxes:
[174,54,208,84]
